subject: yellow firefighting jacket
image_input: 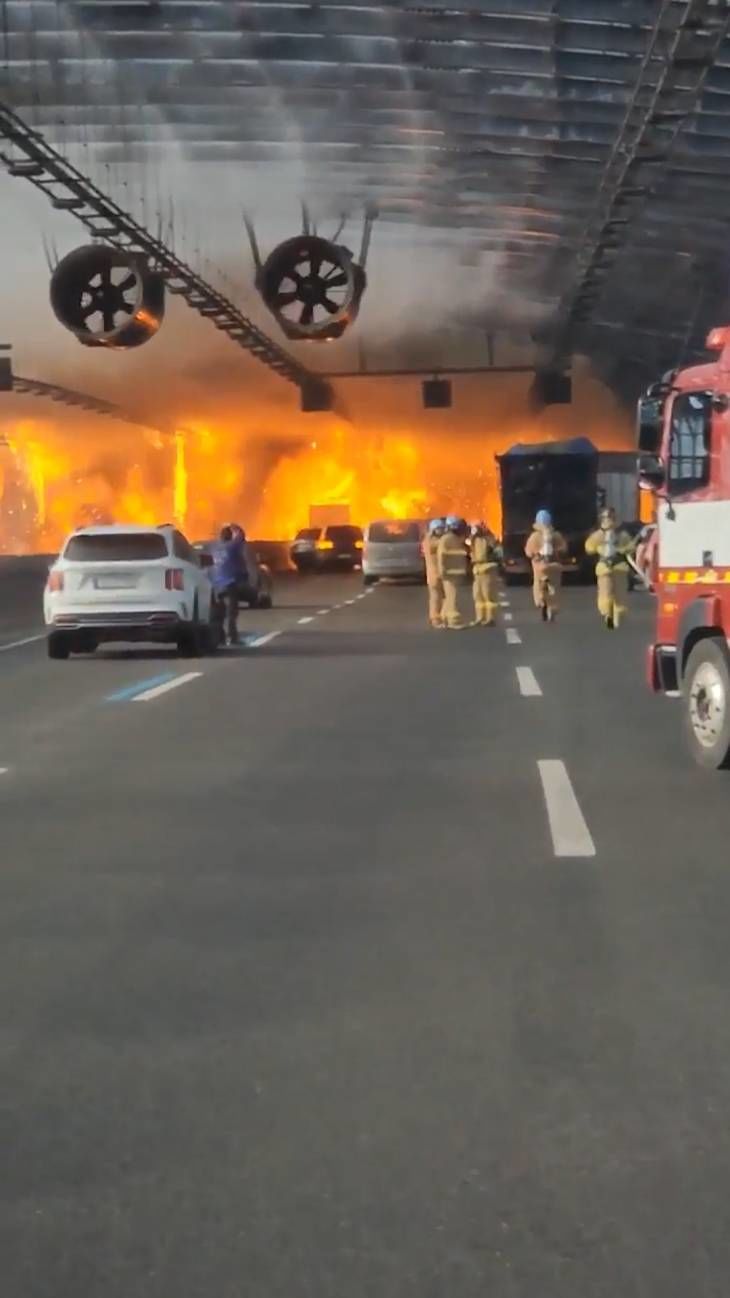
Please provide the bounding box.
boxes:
[437,532,470,583]
[585,527,633,575]
[470,535,500,574]
[525,527,567,563]
[423,534,442,586]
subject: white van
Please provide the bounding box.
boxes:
[362,519,426,586]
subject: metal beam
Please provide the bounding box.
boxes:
[11,374,174,434]
[0,100,327,397]
[319,365,537,378]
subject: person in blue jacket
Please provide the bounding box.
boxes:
[211,525,247,645]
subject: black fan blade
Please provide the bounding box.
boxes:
[300,302,315,327]
[308,251,322,277]
[102,307,116,332]
[119,302,134,315]
[322,297,340,315]
[100,264,112,288]
[324,271,348,288]
[81,299,98,320]
[274,290,298,308]
[118,273,137,293]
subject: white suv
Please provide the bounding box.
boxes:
[44,524,216,659]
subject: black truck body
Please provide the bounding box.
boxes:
[496,437,599,581]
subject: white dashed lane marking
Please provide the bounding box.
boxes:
[538,760,596,859]
[503,612,513,622]
[506,628,522,645]
[516,666,542,697]
[0,634,45,653]
[132,672,202,702]
[248,631,282,648]
[297,616,314,624]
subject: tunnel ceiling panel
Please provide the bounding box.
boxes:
[2,0,730,386]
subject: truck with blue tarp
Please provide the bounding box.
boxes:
[496,437,599,582]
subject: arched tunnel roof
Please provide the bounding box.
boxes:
[2,0,730,400]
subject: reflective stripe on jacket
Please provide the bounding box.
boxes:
[437,533,470,582]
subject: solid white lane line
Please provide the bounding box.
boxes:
[516,666,542,697]
[537,760,596,859]
[249,631,281,648]
[0,634,45,653]
[132,672,202,702]
[506,628,522,645]
[298,616,314,624]
[503,611,513,622]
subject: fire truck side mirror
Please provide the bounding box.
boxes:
[637,393,665,452]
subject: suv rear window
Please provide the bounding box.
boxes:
[64,533,169,562]
[325,526,362,542]
[367,520,421,543]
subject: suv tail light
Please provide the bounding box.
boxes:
[165,568,185,591]
[316,539,334,551]
[47,570,64,593]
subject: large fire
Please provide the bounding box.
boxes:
[0,376,634,553]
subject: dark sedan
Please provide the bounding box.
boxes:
[290,524,364,573]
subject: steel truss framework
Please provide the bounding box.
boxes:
[2,2,730,397]
[11,373,171,434]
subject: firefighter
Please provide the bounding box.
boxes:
[585,505,634,629]
[423,517,447,628]
[437,516,471,629]
[524,509,567,621]
[470,522,501,626]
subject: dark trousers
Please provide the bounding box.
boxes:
[215,584,239,642]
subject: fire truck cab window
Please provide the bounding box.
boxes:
[668,392,711,492]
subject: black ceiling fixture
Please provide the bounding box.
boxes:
[50,245,165,349]
[530,371,572,410]
[245,204,376,342]
[422,378,452,410]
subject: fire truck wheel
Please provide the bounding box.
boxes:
[683,638,730,770]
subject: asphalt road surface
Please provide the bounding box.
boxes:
[3,564,730,1298]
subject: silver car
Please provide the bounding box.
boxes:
[362,519,426,586]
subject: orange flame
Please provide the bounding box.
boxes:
[0,376,633,553]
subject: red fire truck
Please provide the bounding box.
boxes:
[639,324,730,769]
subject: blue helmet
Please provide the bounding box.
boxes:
[445,515,461,531]
[535,509,552,527]
[428,517,446,536]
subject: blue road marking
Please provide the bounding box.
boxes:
[106,672,178,703]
